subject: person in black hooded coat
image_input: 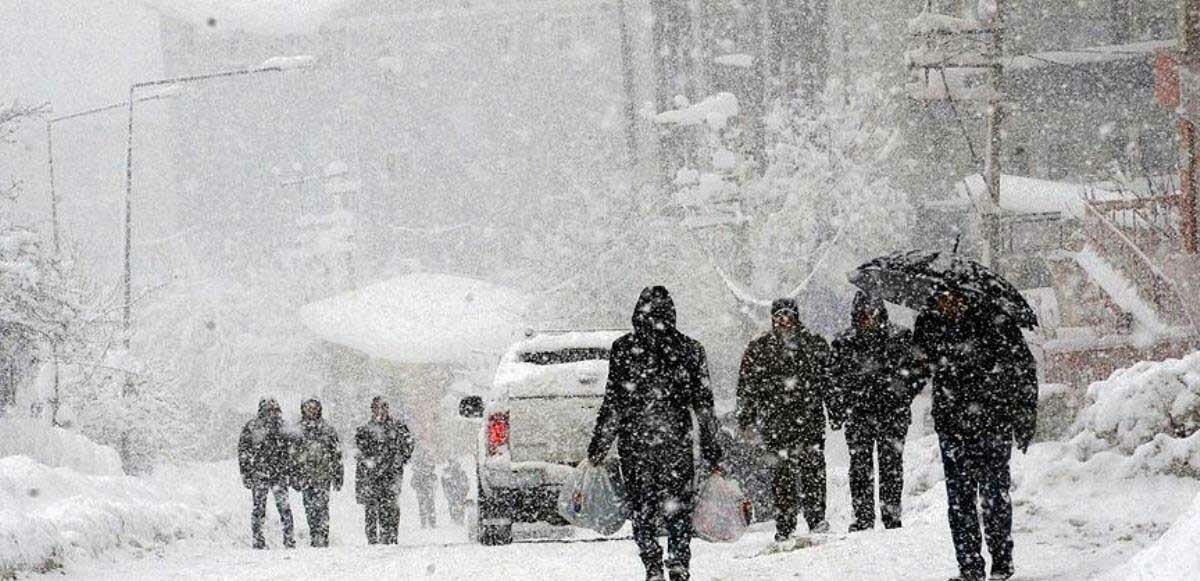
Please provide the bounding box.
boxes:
[913,290,1037,581]
[238,397,296,549]
[294,398,343,548]
[588,286,722,581]
[355,396,414,544]
[830,292,923,532]
[736,297,834,541]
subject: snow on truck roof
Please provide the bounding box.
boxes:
[299,273,528,365]
[509,330,627,355]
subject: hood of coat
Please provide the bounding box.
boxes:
[631,285,677,335]
[301,398,323,423]
[852,291,889,334]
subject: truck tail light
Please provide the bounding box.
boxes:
[486,412,509,456]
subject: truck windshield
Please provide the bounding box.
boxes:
[518,348,609,365]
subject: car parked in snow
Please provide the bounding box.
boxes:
[458,329,626,545]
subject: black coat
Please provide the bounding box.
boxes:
[737,324,834,449]
[588,286,722,494]
[913,303,1038,443]
[830,294,923,434]
[238,414,293,488]
[294,399,344,490]
[354,417,414,503]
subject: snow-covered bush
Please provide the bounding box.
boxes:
[1069,353,1200,477]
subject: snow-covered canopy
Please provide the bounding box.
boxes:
[299,273,529,365]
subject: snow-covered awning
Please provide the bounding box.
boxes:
[299,273,529,365]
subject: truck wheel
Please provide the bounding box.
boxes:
[479,521,513,546]
[476,482,513,546]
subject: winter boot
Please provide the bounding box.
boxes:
[947,572,985,581]
[809,520,831,534]
[989,565,1014,581]
[848,520,873,533]
[667,565,689,581]
[645,567,665,581]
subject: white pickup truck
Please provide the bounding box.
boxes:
[458,329,626,545]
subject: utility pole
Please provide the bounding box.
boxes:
[984,0,1004,206]
[617,0,639,170]
[1181,0,1200,252]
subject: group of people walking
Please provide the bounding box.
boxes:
[588,285,1037,581]
[236,395,470,549]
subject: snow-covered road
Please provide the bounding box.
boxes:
[57,513,1152,581]
[49,434,1197,581]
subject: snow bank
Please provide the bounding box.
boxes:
[1104,492,1200,581]
[0,418,122,477]
[0,457,239,576]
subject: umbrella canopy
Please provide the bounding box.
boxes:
[849,250,1038,329]
[299,273,529,365]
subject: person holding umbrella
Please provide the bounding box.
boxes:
[912,288,1037,581]
[851,251,1038,581]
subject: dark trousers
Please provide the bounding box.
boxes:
[847,424,906,529]
[250,484,294,548]
[415,487,437,528]
[363,493,400,544]
[771,440,826,536]
[301,487,332,547]
[938,433,1014,578]
[624,453,694,575]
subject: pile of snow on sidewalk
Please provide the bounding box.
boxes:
[0,419,241,576]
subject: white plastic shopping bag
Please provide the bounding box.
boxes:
[556,460,627,535]
[692,474,751,543]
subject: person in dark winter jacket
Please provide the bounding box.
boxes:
[913,290,1038,581]
[830,292,923,532]
[410,449,438,529]
[737,298,834,541]
[441,459,469,526]
[293,398,343,547]
[588,286,723,581]
[238,397,295,549]
[354,396,414,545]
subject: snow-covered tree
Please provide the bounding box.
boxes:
[669,75,915,330]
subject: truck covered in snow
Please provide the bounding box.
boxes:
[458,329,626,545]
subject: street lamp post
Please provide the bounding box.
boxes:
[45,94,176,257]
[121,56,314,347]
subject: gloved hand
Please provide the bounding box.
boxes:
[1016,435,1032,454]
[242,476,253,490]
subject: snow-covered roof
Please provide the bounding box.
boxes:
[1006,39,1174,72]
[299,273,529,365]
[958,174,1126,219]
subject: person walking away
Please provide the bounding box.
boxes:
[441,459,469,526]
[737,298,834,542]
[410,449,438,529]
[238,397,295,549]
[355,396,414,545]
[913,290,1037,581]
[830,292,924,532]
[588,286,723,581]
[294,398,344,547]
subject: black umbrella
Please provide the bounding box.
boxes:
[849,250,1039,329]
